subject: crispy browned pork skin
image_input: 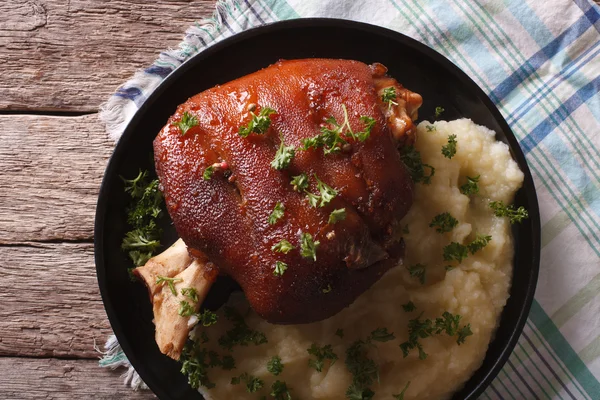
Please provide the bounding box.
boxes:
[138,59,422,359]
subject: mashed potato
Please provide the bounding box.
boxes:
[189,119,524,400]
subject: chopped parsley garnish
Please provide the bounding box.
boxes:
[406,264,426,284]
[316,175,338,206]
[272,239,295,254]
[443,242,469,264]
[221,355,236,370]
[178,301,195,317]
[307,343,338,372]
[198,309,219,327]
[269,202,285,225]
[369,327,395,342]
[399,146,435,185]
[306,191,320,208]
[174,111,199,135]
[336,329,345,338]
[181,287,199,302]
[267,355,284,376]
[381,87,398,109]
[290,173,309,192]
[399,312,472,360]
[489,200,529,224]
[393,382,411,400]
[180,341,216,389]
[121,170,164,266]
[239,107,277,137]
[271,134,295,170]
[299,232,320,261]
[402,301,416,312]
[329,208,347,224]
[434,106,445,119]
[155,276,182,295]
[203,165,214,180]
[468,234,492,254]
[273,261,288,277]
[460,175,480,195]
[302,105,375,154]
[426,125,436,132]
[429,212,459,233]
[218,307,267,351]
[322,284,332,293]
[271,380,293,400]
[344,328,392,399]
[231,372,264,393]
[442,134,458,159]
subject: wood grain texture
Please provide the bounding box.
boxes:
[0,242,113,358]
[0,357,156,399]
[0,114,114,243]
[0,0,214,112]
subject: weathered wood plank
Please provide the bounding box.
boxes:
[0,242,113,358]
[0,114,113,243]
[0,0,215,112]
[0,357,156,399]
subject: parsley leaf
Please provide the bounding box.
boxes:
[269,202,285,225]
[434,106,445,119]
[426,125,436,132]
[393,382,411,400]
[355,116,376,142]
[178,301,195,317]
[198,309,219,327]
[345,339,379,399]
[272,239,295,254]
[406,264,426,284]
[335,329,345,338]
[399,146,435,185]
[181,287,199,302]
[231,372,264,393]
[174,111,199,135]
[468,234,492,254]
[314,175,338,207]
[370,327,395,342]
[271,380,293,400]
[329,208,347,224]
[460,175,480,195]
[381,87,398,109]
[239,107,276,137]
[203,165,214,180]
[221,355,236,370]
[322,284,332,294]
[429,212,459,233]
[290,173,309,192]
[443,242,469,263]
[273,261,288,277]
[300,232,320,261]
[155,276,182,295]
[402,301,416,312]
[489,200,529,224]
[271,134,295,170]
[218,307,267,351]
[306,192,320,208]
[267,355,284,376]
[442,134,458,159]
[457,324,474,345]
[180,341,215,389]
[307,343,338,372]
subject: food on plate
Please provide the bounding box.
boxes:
[120,59,528,399]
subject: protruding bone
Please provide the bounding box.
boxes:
[134,238,216,360]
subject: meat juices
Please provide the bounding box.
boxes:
[153,59,422,325]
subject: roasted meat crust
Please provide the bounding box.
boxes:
[154,59,419,324]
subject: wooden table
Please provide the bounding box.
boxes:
[0,1,216,398]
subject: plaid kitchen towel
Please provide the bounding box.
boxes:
[99,0,600,398]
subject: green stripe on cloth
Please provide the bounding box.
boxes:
[580,334,600,365]
[261,0,300,20]
[541,210,572,248]
[530,300,600,398]
[552,272,600,329]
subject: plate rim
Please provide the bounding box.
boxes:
[95,17,541,400]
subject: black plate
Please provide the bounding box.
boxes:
[95,18,540,400]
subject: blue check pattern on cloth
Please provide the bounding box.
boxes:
[99,1,600,398]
